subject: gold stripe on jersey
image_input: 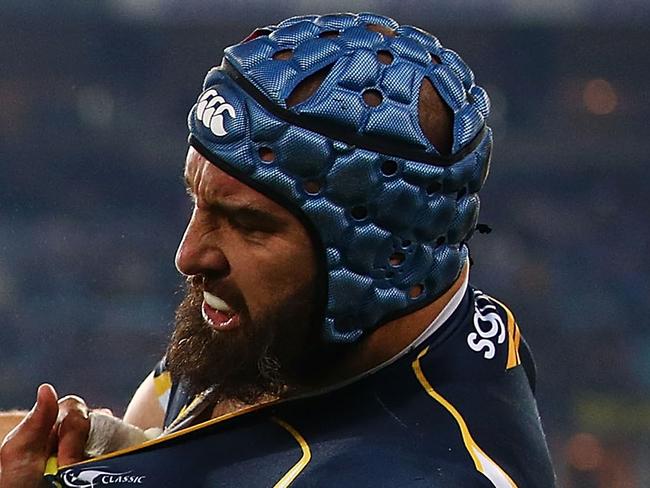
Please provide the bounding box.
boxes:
[272,417,312,487]
[513,323,521,363]
[153,370,172,396]
[166,388,216,431]
[412,346,519,488]
[489,297,521,370]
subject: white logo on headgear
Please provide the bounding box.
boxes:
[196,89,236,137]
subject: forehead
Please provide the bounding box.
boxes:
[184,147,288,213]
[185,146,249,195]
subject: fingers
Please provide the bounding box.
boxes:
[6,384,59,448]
[0,384,58,488]
[56,396,91,467]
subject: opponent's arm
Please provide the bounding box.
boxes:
[0,373,165,440]
[1,373,165,453]
[0,374,164,488]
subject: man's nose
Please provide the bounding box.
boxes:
[175,211,229,277]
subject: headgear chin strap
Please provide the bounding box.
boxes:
[188,12,492,343]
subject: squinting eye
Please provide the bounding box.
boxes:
[231,218,261,233]
[230,216,276,235]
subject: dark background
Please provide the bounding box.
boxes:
[1,1,648,486]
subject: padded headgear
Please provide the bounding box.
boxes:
[188,12,492,343]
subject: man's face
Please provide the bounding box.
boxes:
[166,147,320,401]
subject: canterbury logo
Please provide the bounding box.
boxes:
[467,290,506,359]
[196,89,236,137]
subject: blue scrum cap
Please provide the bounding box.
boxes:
[188,12,492,343]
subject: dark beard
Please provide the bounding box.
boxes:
[165,276,320,405]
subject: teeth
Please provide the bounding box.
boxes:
[203,291,231,312]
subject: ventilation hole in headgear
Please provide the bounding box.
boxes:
[429,52,442,64]
[377,50,394,65]
[366,24,397,38]
[363,89,383,107]
[286,63,334,108]
[436,236,446,247]
[426,181,442,195]
[350,206,368,220]
[243,28,272,43]
[389,252,405,266]
[401,239,412,248]
[318,30,340,39]
[409,284,424,298]
[457,187,468,200]
[380,160,398,176]
[303,180,322,195]
[273,49,294,61]
[419,77,453,156]
[258,147,275,162]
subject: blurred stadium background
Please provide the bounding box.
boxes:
[1,1,648,486]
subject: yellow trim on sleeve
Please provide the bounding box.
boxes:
[271,417,312,488]
[412,347,518,488]
[153,370,172,397]
[513,323,521,362]
[506,320,519,369]
[488,297,521,370]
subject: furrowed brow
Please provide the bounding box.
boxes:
[217,201,287,230]
[225,202,279,220]
[182,172,285,230]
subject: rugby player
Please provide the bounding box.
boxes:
[0,13,556,487]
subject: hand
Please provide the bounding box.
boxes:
[0,385,93,488]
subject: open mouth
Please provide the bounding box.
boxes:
[202,291,240,331]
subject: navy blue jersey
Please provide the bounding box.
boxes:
[49,286,555,487]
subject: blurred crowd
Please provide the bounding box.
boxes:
[1,6,648,487]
